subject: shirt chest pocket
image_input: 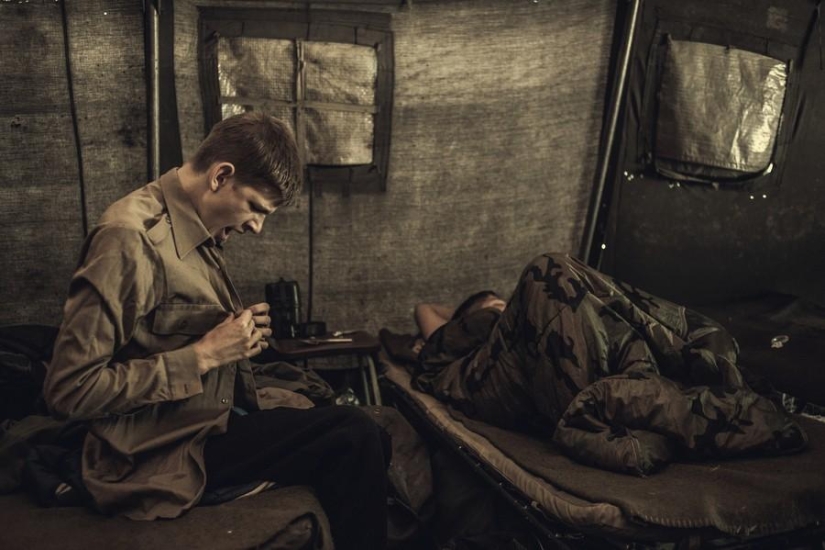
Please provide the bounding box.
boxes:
[151,303,229,336]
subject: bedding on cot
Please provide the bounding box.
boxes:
[381,350,825,546]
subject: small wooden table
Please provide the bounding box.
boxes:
[264,331,383,406]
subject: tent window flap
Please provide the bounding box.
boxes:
[654,39,788,182]
[200,8,393,191]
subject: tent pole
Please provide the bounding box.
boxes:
[579,0,641,266]
[145,0,161,181]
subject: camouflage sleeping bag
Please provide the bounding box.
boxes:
[414,253,807,475]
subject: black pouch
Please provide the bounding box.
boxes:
[265,279,302,338]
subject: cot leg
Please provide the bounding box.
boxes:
[359,358,373,406]
[366,355,382,406]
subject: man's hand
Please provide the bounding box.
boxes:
[247,302,273,335]
[192,307,272,375]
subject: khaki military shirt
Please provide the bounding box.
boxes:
[44,169,263,520]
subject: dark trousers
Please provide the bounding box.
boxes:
[204,405,390,550]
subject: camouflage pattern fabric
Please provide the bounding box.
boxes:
[416,253,807,475]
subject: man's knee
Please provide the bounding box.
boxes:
[335,406,385,446]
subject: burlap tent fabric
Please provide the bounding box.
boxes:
[1,1,147,328]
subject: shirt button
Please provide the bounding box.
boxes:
[221,398,228,404]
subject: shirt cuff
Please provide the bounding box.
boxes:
[163,346,204,400]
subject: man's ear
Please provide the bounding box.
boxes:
[209,162,236,191]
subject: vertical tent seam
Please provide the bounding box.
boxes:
[59,0,89,237]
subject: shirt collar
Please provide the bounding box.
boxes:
[159,168,215,259]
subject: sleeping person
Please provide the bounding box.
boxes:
[394,252,807,475]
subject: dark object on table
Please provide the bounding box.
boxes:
[265,279,302,338]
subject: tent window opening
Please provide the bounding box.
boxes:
[654,38,789,184]
[199,9,393,191]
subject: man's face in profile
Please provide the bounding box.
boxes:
[203,177,280,244]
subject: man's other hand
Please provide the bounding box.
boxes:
[247,302,273,335]
[247,302,273,352]
[193,308,270,375]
